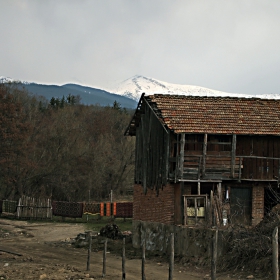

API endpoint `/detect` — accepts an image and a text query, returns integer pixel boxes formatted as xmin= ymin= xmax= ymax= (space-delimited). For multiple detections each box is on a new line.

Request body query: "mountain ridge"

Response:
xmin=0 ymin=76 xmax=137 ymax=109
xmin=2 ymin=75 xmax=280 ymax=109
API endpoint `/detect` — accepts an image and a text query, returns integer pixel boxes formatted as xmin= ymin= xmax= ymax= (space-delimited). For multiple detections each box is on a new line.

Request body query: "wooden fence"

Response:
xmin=17 ymin=195 xmax=52 ymax=219
xmin=1 ymin=197 xmax=132 ymax=220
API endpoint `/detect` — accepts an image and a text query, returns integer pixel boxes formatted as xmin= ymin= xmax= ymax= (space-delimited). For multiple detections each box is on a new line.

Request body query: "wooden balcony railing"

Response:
xmin=172 ymin=154 xmax=280 ymax=181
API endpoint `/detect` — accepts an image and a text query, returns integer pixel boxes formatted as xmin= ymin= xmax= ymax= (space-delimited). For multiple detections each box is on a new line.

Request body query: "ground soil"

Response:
xmin=0 ymin=218 xmax=264 ymax=280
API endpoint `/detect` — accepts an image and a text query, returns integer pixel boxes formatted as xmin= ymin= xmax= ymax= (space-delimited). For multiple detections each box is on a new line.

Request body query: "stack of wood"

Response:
xmin=220 ymin=206 xmax=280 ymax=276
xmin=210 ymin=191 xmax=224 ymax=227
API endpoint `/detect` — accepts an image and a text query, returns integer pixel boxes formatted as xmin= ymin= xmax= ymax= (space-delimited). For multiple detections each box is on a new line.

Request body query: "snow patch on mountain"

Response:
xmin=2 ymin=75 xmax=280 ymax=101
xmin=113 ymin=75 xmax=280 ymax=101
xmin=0 ymin=76 xmax=30 ymax=85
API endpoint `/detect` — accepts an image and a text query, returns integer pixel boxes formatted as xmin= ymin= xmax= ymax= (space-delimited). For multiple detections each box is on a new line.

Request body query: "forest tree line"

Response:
xmin=0 ymin=83 xmax=135 ymax=202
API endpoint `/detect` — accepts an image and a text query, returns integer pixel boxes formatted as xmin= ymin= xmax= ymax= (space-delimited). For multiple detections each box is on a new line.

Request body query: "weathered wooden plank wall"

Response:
xmin=236 ymin=135 xmax=280 ymax=180
xmin=181 ymin=134 xmax=280 ymax=181
xmin=134 ymin=101 xmax=169 ymax=192
xmin=17 ymin=195 xmax=52 ymax=219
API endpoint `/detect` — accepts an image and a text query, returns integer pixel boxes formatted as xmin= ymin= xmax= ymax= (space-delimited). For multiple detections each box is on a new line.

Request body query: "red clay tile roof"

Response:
xmin=145 ymin=94 xmax=280 ymax=135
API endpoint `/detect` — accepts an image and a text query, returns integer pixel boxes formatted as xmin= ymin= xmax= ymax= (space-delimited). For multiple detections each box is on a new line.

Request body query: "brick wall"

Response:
xmin=133 ymin=184 xmax=175 ymax=224
xmin=251 ymin=185 xmax=264 ymax=226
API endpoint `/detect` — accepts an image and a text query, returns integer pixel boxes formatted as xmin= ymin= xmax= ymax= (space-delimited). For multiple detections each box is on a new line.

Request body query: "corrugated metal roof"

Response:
xmin=144 ymin=94 xmax=280 ymax=135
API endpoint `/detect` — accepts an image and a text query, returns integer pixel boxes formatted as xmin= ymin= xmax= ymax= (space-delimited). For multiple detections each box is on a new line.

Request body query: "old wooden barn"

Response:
xmin=125 ymin=94 xmax=280 ymax=227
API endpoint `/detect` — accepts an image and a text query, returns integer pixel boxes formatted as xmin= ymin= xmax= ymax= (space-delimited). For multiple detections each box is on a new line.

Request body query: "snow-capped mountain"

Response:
xmin=2 ymin=75 xmax=280 ymax=104
xmin=113 ymin=75 xmax=280 ymax=101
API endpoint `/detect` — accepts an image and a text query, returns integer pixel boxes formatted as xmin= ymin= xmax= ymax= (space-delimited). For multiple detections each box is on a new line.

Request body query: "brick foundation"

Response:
xmin=133 ymin=184 xmax=175 ymax=224
xmin=133 ymin=183 xmax=265 ymax=226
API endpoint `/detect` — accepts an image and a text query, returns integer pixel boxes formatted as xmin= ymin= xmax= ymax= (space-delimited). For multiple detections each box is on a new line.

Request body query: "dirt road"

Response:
xmin=0 ymin=218 xmax=260 ymax=280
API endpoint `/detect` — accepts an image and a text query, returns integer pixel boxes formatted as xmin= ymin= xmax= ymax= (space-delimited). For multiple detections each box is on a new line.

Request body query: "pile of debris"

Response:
xmin=220 ymin=205 xmax=280 ymax=276
xmin=74 ymin=223 xmax=132 ymax=248
xmin=99 ymin=223 xmax=123 ymax=240
xmin=74 ymin=231 xmax=98 ymax=248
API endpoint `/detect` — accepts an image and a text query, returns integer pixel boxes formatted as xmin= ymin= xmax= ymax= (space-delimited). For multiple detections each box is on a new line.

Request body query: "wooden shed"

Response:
xmin=125 ymin=94 xmax=280 ymax=227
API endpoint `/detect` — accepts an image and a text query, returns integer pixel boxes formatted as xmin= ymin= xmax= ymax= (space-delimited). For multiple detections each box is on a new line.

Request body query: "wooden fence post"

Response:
xmin=210 ymin=190 xmax=214 ymax=226
xmin=17 ymin=198 xmax=21 ymax=218
xmin=211 ymin=229 xmax=218 ymax=280
xmin=142 ymin=232 xmax=146 ymax=280
xmin=102 ymin=238 xmax=107 ymax=277
xmin=86 ymin=231 xmax=92 ymax=271
xmin=168 ymin=233 xmax=174 ymax=280
xmin=273 ymin=227 xmax=279 ymax=280
xmin=122 ymin=237 xmax=126 ymax=280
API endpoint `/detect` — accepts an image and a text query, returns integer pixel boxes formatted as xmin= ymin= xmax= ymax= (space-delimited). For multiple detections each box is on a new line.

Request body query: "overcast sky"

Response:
xmin=1 ymin=0 xmax=280 ymax=94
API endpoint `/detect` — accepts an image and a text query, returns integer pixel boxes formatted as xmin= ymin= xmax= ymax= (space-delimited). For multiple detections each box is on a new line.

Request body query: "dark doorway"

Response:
xmin=230 ymin=187 xmax=252 ymax=225
xmin=191 ymin=182 xmax=213 ymax=195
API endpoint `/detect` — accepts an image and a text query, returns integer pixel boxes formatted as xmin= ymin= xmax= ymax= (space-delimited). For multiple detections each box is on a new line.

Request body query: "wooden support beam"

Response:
xmin=210 ymin=190 xmax=215 ymax=226
xmin=175 ymin=134 xmax=179 ymax=183
xmin=278 ymin=159 xmax=280 ymax=185
xmin=211 ymin=230 xmax=218 ymax=280
xmin=168 ymin=233 xmax=174 ymax=280
xmin=202 ymin=134 xmax=208 ymax=177
xmin=180 ymin=182 xmax=184 ymax=225
xmin=142 ymin=234 xmax=146 ymax=280
xmin=141 ymin=113 xmax=147 ymax=194
xmin=198 ymin=156 xmax=202 ymax=180
xmin=231 ymin=134 xmax=237 ymax=178
xmin=217 ymin=183 xmax=222 ymax=202
xmin=238 ymin=157 xmax=242 ymax=182
xmin=184 ymin=196 xmax=187 ymax=225
xmin=166 ymin=131 xmax=170 ymax=183
xmin=194 ymin=198 xmax=198 ymax=225
xmin=122 ymin=238 xmax=126 ymax=280
xmin=102 ymin=239 xmax=107 ymax=277
xmin=180 ymin=133 xmax=185 ymax=179
xmin=206 ymin=196 xmax=210 ymax=226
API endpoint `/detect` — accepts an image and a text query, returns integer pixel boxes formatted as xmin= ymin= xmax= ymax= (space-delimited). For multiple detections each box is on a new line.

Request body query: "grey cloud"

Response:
xmin=1 ymin=0 xmax=280 ymax=94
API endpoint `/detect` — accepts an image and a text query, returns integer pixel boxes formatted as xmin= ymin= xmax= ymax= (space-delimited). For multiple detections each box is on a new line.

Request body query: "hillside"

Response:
xmin=0 ymin=77 xmax=137 ymax=109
